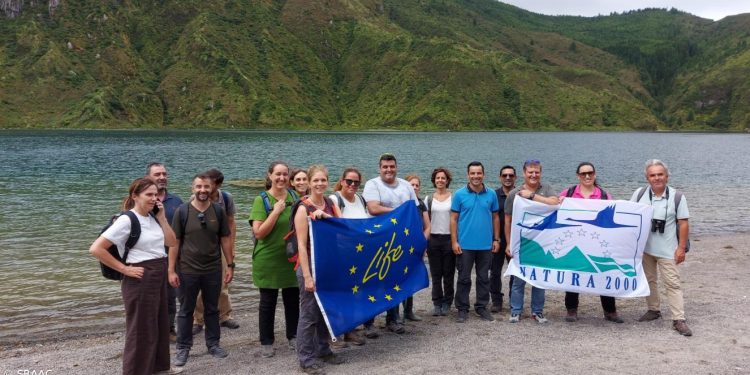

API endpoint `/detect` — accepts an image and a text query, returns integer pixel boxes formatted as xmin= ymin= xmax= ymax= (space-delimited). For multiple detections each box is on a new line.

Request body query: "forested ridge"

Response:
xmin=1 ymin=0 xmax=748 ymax=131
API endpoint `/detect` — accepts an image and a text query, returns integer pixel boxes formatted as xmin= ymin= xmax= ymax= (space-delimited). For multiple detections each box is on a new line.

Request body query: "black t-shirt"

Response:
xmin=172 ymin=203 xmax=230 ymax=274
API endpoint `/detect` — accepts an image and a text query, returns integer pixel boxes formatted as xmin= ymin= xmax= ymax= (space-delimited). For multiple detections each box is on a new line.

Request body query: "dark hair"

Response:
xmin=193 ymin=173 xmax=212 ymax=183
xmin=499 ymin=165 xmax=516 ymax=176
xmin=288 ymin=168 xmax=308 ymax=191
xmin=576 ymin=161 xmax=599 ymax=186
xmin=431 ymin=167 xmax=452 ymax=188
xmin=265 ymin=161 xmax=289 ymax=190
xmin=122 ymin=177 xmax=156 ymax=211
xmin=205 ymin=168 xmax=224 ymax=185
xmin=379 ymin=153 xmax=397 ymax=166
xmin=334 ymin=167 xmax=363 ymax=192
xmin=466 ymin=161 xmax=484 ymax=173
xmin=145 ymin=162 xmax=164 ymax=176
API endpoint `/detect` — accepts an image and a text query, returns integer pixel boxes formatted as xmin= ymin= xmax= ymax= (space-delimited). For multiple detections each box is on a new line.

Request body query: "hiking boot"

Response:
xmin=604 ymin=312 xmax=624 ymax=324
xmin=344 ymin=331 xmax=365 ymax=346
xmin=565 ymin=309 xmax=578 ymax=322
xmin=261 ymin=344 xmax=275 ymax=358
xmin=386 ymin=320 xmax=405 ymax=334
xmin=300 ymin=363 xmax=326 ymax=375
xmin=477 ymin=308 xmax=495 ymax=322
xmin=192 ymin=324 xmax=203 ymax=335
xmin=673 ymin=320 xmax=693 ymax=336
xmin=509 ymin=314 xmax=520 ymax=323
xmin=364 ymin=325 xmax=379 ymax=339
xmin=404 ymin=310 xmax=422 ymax=321
xmin=329 ymin=336 xmax=349 ymax=349
xmin=432 ymin=305 xmax=441 ymax=316
xmin=638 ymin=310 xmax=662 ymax=322
xmin=174 ymin=348 xmax=189 ymax=367
xmin=456 ymin=310 xmax=468 ymax=323
xmin=288 ymin=338 xmax=297 ymax=351
xmin=154 ymin=367 xmax=184 ymax=375
xmin=489 ymin=303 xmax=501 ymax=313
xmin=220 ymin=319 xmax=240 ymax=329
xmin=319 ymin=353 xmax=345 ymax=365
xmin=532 ymin=312 xmax=548 ymax=324
xmin=208 ymin=345 xmax=228 ymax=359
xmin=440 ymin=304 xmax=450 ymax=316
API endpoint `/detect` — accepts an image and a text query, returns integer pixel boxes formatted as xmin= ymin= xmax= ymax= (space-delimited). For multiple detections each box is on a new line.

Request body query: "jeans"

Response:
xmin=176 ymin=270 xmax=222 ymax=349
xmin=455 ymin=250 xmax=492 ymax=312
xmin=296 ymin=268 xmax=332 ymax=368
xmin=259 ymin=287 xmax=300 ymax=345
xmin=427 ymin=234 xmax=456 ymax=307
xmin=510 ymin=277 xmax=545 ymax=315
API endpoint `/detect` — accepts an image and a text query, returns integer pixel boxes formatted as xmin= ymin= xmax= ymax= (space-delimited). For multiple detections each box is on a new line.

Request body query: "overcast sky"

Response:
xmin=500 ymin=1 xmax=750 ymax=21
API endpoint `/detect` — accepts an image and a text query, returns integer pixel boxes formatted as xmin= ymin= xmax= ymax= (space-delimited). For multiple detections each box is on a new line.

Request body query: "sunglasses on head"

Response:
xmin=523 ymin=159 xmax=541 ymax=167
xmin=197 ymin=212 xmax=207 ymax=228
xmin=344 ymin=179 xmax=361 ymax=187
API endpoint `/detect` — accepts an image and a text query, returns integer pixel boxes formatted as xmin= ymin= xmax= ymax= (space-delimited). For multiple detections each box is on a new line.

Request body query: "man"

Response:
xmin=450 ymin=161 xmax=500 ymax=323
xmin=169 ymin=174 xmax=235 ymax=366
xmin=192 ymin=168 xmax=239 ymax=334
xmin=504 ymin=159 xmax=559 ymax=324
xmin=146 ymin=162 xmax=184 ymax=342
xmin=490 ymin=165 xmax=516 ymax=313
xmin=362 ymin=153 xmax=421 ymax=334
xmin=631 ymin=159 xmax=692 ymax=336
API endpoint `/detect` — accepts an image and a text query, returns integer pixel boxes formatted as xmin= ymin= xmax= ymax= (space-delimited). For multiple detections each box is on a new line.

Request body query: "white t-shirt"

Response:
xmin=102 ymin=210 xmax=167 ymax=264
xmin=330 ymin=193 xmax=370 ymax=219
xmin=426 ymin=194 xmax=452 ymax=235
xmin=362 ymin=177 xmax=418 ymax=209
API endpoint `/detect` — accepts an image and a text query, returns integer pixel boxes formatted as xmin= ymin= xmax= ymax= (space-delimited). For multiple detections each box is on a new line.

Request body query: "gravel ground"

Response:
xmin=2 ymin=233 xmax=748 ymax=375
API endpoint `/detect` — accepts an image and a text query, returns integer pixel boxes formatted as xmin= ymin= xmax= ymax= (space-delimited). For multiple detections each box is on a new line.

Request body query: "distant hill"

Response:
xmin=1 ymin=0 xmax=748 ymax=131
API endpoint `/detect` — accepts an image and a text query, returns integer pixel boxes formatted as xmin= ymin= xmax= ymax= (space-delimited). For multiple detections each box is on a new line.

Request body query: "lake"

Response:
xmin=0 ymin=130 xmax=747 ymax=343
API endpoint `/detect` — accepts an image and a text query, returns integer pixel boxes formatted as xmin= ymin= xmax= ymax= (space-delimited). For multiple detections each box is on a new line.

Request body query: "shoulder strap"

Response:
xmin=212 ymin=202 xmax=226 ymax=235
xmin=123 ymin=211 xmax=141 ymax=262
xmin=674 ymin=189 xmax=683 ymax=214
xmin=425 ymin=195 xmax=432 ymax=220
xmin=333 ymin=191 xmax=345 ymax=209
xmin=565 ymin=185 xmax=577 ymax=198
xmin=260 ymin=191 xmax=273 ymax=214
xmin=287 ymin=188 xmax=300 ymax=202
xmin=636 ymin=187 xmax=648 ymax=202
xmin=599 ymin=187 xmax=608 ymax=200
xmin=357 ymin=193 xmax=367 ymax=212
xmin=179 ymin=204 xmax=189 ymax=241
xmin=221 ymin=190 xmax=230 ymax=206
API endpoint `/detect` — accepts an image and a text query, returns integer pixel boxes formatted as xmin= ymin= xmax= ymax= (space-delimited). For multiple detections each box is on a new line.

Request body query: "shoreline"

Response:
xmin=2 ymin=232 xmax=749 ymax=374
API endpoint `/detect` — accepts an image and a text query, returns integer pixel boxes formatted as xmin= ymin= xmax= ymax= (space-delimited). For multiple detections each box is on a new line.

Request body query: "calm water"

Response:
xmin=0 ymin=130 xmax=747 ymax=343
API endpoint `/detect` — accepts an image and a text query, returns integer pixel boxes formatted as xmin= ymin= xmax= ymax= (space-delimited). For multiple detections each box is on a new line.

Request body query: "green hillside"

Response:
xmin=1 ymin=0 xmax=748 ymax=130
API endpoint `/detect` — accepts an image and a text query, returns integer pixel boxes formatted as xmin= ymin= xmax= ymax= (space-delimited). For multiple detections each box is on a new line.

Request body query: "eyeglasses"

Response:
xmin=197 ymin=212 xmax=207 ymax=228
xmin=501 ymin=173 xmax=515 ymax=178
xmin=344 ymin=179 xmax=361 ymax=187
xmin=578 ymin=171 xmax=595 ymax=177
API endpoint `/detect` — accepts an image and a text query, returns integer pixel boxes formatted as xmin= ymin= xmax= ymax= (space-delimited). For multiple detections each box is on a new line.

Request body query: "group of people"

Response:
xmin=89 ymin=155 xmax=692 ymax=375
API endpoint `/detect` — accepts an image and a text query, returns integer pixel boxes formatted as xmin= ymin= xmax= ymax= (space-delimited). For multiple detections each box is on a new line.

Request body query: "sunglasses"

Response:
xmin=523 ymin=159 xmax=541 ymax=167
xmin=344 ymin=179 xmax=361 ymax=187
xmin=501 ymin=173 xmax=515 ymax=178
xmin=578 ymin=171 xmax=595 ymax=177
xmin=197 ymin=212 xmax=207 ymax=228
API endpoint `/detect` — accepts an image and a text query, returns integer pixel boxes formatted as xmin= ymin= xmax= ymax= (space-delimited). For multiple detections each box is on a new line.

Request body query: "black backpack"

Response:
xmin=284 ymin=196 xmax=334 ymax=263
xmin=565 ymin=185 xmax=609 ymax=200
xmin=99 ymin=211 xmax=141 ymax=281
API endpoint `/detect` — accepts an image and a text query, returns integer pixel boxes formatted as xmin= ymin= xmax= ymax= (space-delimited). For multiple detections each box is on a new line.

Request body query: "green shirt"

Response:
xmin=250 ymin=192 xmax=297 ymax=289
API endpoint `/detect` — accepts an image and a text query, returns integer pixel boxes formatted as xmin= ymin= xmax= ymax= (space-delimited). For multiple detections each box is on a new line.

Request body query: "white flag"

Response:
xmin=505 ymin=197 xmax=654 ymax=297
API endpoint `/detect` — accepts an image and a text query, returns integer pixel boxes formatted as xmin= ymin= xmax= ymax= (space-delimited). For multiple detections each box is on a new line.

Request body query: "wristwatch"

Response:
xmin=227 ymin=262 xmax=236 ymax=269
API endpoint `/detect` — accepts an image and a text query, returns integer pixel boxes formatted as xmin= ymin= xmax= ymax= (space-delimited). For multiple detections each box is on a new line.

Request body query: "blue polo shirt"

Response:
xmin=451 ymin=184 xmax=499 ymax=250
xmin=163 ymin=191 xmax=184 ymax=223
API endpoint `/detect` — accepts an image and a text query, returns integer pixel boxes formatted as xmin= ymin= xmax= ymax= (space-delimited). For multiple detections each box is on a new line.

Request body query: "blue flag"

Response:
xmin=310 ymin=201 xmax=428 ymax=337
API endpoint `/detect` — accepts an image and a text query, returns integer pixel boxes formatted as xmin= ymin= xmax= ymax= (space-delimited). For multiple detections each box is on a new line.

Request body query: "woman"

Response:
xmin=250 ymin=161 xmax=300 ymax=358
xmin=423 ymin=168 xmax=455 ymax=316
xmin=295 ymin=165 xmax=344 ymax=373
xmin=402 ymin=174 xmax=431 ymax=322
xmin=89 ymin=178 xmax=180 ymax=375
xmin=290 ymin=168 xmax=310 ymax=196
xmin=559 ymin=162 xmax=623 ymax=324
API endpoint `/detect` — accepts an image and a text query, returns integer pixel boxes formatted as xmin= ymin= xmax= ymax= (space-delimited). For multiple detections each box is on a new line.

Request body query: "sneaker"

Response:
xmin=565 ymin=309 xmax=578 ymax=322
xmin=220 ymin=319 xmax=240 ymax=329
xmin=404 ymin=311 xmax=422 ymax=321
xmin=364 ymin=325 xmax=379 ymax=339
xmin=174 ymin=348 xmax=189 ymax=367
xmin=432 ymin=306 xmax=441 ymax=316
xmin=604 ymin=312 xmax=624 ymax=324
xmin=288 ymin=338 xmax=297 ymax=351
xmin=300 ymin=363 xmax=326 ymax=375
xmin=344 ymin=331 xmax=365 ymax=346
xmin=261 ymin=344 xmax=274 ymax=358
xmin=208 ymin=345 xmax=228 ymax=359
xmin=191 ymin=324 xmax=203 ymax=335
xmin=673 ymin=320 xmax=693 ymax=336
xmin=440 ymin=304 xmax=450 ymax=316
xmin=509 ymin=314 xmax=520 ymax=323
xmin=386 ymin=320 xmax=405 ymax=334
xmin=532 ymin=312 xmax=548 ymax=324
xmin=456 ymin=310 xmax=468 ymax=323
xmin=476 ymin=308 xmax=495 ymax=322
xmin=154 ymin=367 xmax=185 ymax=375
xmin=638 ymin=310 xmax=662 ymax=322
xmin=319 ymin=353 xmax=345 ymax=365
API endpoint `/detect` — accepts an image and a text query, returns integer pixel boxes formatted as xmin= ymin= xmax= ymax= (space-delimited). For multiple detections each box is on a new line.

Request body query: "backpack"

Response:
xmin=248 ymin=189 xmax=300 ymax=245
xmin=425 ymin=194 xmax=433 ymax=220
xmin=99 ymin=211 xmax=141 ymax=281
xmin=635 ymin=186 xmax=691 ymax=252
xmin=565 ymin=185 xmax=609 ymax=200
xmin=284 ymin=196 xmax=335 ymax=264
xmin=332 ymin=191 xmax=367 ymax=212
